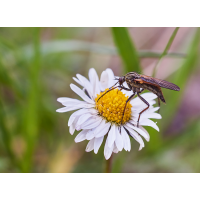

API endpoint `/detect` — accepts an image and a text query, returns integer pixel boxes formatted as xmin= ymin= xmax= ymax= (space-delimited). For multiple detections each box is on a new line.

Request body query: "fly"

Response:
xmin=97 ymin=72 xmax=180 ymax=127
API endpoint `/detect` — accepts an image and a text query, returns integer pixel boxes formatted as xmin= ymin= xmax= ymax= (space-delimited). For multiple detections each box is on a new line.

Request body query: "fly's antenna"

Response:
xmin=97 ymin=77 xmax=120 ymax=102
xmin=108 ymin=78 xmax=119 ymax=89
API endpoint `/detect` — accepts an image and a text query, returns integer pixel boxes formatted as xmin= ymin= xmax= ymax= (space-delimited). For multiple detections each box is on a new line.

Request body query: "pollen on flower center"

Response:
xmin=95 ymin=88 xmax=132 ymax=125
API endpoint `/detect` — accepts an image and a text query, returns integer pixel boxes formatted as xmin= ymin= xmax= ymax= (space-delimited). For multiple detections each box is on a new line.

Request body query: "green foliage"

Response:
xmin=0 ymin=27 xmax=199 ymax=173
xmin=112 ymin=27 xmax=141 ymax=72
xmin=161 ymin=28 xmax=200 ymax=131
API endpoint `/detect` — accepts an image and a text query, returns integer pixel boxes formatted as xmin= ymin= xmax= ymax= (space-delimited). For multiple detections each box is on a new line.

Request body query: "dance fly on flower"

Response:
xmin=97 ymin=72 xmax=180 ymax=127
xmin=56 ymin=68 xmax=163 ymax=160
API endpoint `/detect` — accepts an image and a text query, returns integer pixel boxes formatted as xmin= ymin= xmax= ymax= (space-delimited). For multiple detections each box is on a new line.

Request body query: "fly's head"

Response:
xmin=114 ymin=76 xmax=125 ymax=86
xmin=118 ymin=76 xmax=125 ymax=86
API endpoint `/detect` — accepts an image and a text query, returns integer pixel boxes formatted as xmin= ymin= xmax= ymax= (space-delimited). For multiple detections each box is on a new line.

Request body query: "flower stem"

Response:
xmin=105 ymin=154 xmax=113 ymax=173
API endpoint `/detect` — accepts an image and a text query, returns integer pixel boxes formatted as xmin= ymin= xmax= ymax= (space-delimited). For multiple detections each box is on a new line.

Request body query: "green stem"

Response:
xmin=105 ymin=154 xmax=113 ymax=173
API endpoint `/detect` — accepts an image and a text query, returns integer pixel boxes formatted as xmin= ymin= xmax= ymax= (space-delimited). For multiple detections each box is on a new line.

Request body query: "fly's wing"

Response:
xmin=140 ymin=75 xmax=180 ymax=91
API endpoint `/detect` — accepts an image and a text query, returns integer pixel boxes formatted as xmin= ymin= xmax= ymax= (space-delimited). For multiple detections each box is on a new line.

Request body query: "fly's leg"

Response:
xmin=157 ymin=97 xmax=160 ymax=113
xmin=117 ymin=85 xmax=132 ymax=94
xmin=97 ymin=86 xmax=118 ymax=102
xmin=121 ymin=92 xmax=135 ymax=125
xmin=118 ymin=86 xmax=131 ymax=91
xmin=98 ymin=85 xmax=131 ymax=101
xmin=137 ymin=93 xmax=150 ymax=127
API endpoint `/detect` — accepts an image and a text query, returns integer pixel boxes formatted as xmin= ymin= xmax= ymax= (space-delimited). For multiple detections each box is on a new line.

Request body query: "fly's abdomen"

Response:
xmin=144 ymin=84 xmax=166 ymax=103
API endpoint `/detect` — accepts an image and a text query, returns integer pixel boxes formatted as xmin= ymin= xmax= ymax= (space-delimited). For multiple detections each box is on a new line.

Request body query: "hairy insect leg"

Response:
xmin=137 ymin=93 xmax=150 ymax=128
xmin=157 ymin=97 xmax=160 ymax=113
xmin=118 ymin=86 xmax=132 ymax=91
xmin=121 ymin=92 xmax=135 ymax=125
xmin=117 ymin=85 xmax=131 ymax=94
xmin=97 ymin=86 xmax=118 ymax=102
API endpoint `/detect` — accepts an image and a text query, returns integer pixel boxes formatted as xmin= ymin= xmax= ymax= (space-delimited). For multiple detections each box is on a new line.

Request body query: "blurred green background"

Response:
xmin=0 ymin=27 xmax=200 ymax=173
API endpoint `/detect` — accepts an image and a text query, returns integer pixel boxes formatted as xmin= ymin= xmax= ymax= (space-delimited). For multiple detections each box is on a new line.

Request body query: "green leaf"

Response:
xmin=111 ymin=27 xmax=141 ymax=72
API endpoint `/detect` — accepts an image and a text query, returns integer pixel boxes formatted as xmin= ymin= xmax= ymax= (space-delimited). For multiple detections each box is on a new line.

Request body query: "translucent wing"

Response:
xmin=140 ymin=75 xmax=180 ymax=91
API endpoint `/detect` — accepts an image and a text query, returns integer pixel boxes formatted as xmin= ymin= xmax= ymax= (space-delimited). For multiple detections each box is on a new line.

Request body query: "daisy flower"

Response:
xmin=56 ymin=68 xmax=161 ymax=160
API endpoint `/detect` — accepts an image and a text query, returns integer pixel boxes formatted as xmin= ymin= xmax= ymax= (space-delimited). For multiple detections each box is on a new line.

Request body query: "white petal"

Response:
xmin=70 ymin=125 xmax=76 ymax=135
xmin=75 ymin=125 xmax=81 ymax=131
xmin=74 ymin=130 xmax=88 ymax=143
xmin=70 ymin=84 xmax=94 ymax=104
xmin=126 ymin=123 xmax=150 ymax=141
xmin=94 ymin=136 xmax=104 ymax=154
xmin=68 ymin=115 xmax=76 ymax=127
xmin=76 ymin=74 xmax=94 ymax=99
xmin=73 ymin=77 xmax=83 ymax=86
xmin=121 ymin=127 xmax=131 ymax=151
xmin=93 ymin=120 xmax=105 ymax=135
xmin=68 ymin=108 xmax=97 ymax=126
xmin=56 ymin=107 xmax=80 ymax=113
xmin=88 ymin=68 xmax=100 ymax=97
xmin=139 ymin=126 xmax=150 ymax=141
xmin=95 ymin=121 xmax=111 ymax=138
xmin=81 ymin=116 xmax=102 ymax=129
xmin=115 ymin=128 xmax=123 ymax=151
xmin=77 ymin=113 xmax=93 ymax=126
xmin=61 ymin=100 xmax=87 ymax=107
xmin=106 ymin=68 xmax=116 ymax=87
xmin=86 ymin=129 xmax=95 ymax=140
xmin=57 ymin=97 xmax=80 ymax=104
xmin=85 ymin=138 xmax=95 ymax=152
xmin=139 ymin=118 xmax=159 ymax=131
xmin=141 ymin=93 xmax=158 ymax=100
xmin=131 ymin=93 xmax=157 ymax=106
xmin=113 ymin=143 xmax=119 ymax=153
xmin=107 ymin=124 xmax=116 ymax=148
xmin=122 ymin=90 xmax=133 ymax=97
xmin=124 ymin=125 xmax=145 ymax=151
xmin=140 ymin=113 xmax=162 ymax=120
xmin=81 ymin=104 xmax=96 ymax=109
xmin=75 ymin=102 xmax=94 ymax=109
xmin=100 ymin=70 xmax=109 ymax=91
xmin=148 ymin=107 xmax=160 ymax=113
xmin=104 ymin=138 xmax=114 ymax=160
xmin=69 ymin=116 xmax=80 ymax=135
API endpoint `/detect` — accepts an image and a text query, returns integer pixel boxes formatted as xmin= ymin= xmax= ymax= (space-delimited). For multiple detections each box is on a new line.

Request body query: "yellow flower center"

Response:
xmin=95 ymin=88 xmax=132 ymax=125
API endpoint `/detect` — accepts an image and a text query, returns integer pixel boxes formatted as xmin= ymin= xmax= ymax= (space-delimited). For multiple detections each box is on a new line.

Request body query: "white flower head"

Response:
xmin=56 ymin=68 xmax=161 ymax=160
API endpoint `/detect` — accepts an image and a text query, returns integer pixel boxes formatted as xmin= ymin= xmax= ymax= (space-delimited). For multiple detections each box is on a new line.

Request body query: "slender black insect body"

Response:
xmin=97 ymin=72 xmax=180 ymax=127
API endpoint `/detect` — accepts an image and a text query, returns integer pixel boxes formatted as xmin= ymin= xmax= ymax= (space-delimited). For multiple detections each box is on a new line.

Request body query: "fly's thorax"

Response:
xmin=125 ymin=72 xmax=141 ymax=88
xmin=125 ymin=72 xmax=140 ymax=82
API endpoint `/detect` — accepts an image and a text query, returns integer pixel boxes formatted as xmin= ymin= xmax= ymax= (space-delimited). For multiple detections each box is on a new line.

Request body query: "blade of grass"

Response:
xmin=0 ymin=90 xmax=22 ymax=171
xmin=141 ymin=28 xmax=199 ymax=154
xmin=0 ymin=97 xmax=14 ymax=161
xmin=111 ymin=27 xmax=141 ymax=72
xmin=152 ymin=27 xmax=180 ymax=77
xmin=138 ymin=51 xmax=186 ymax=58
xmin=161 ymin=28 xmax=200 ymax=131
xmin=22 ymin=28 xmax=41 ymax=172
